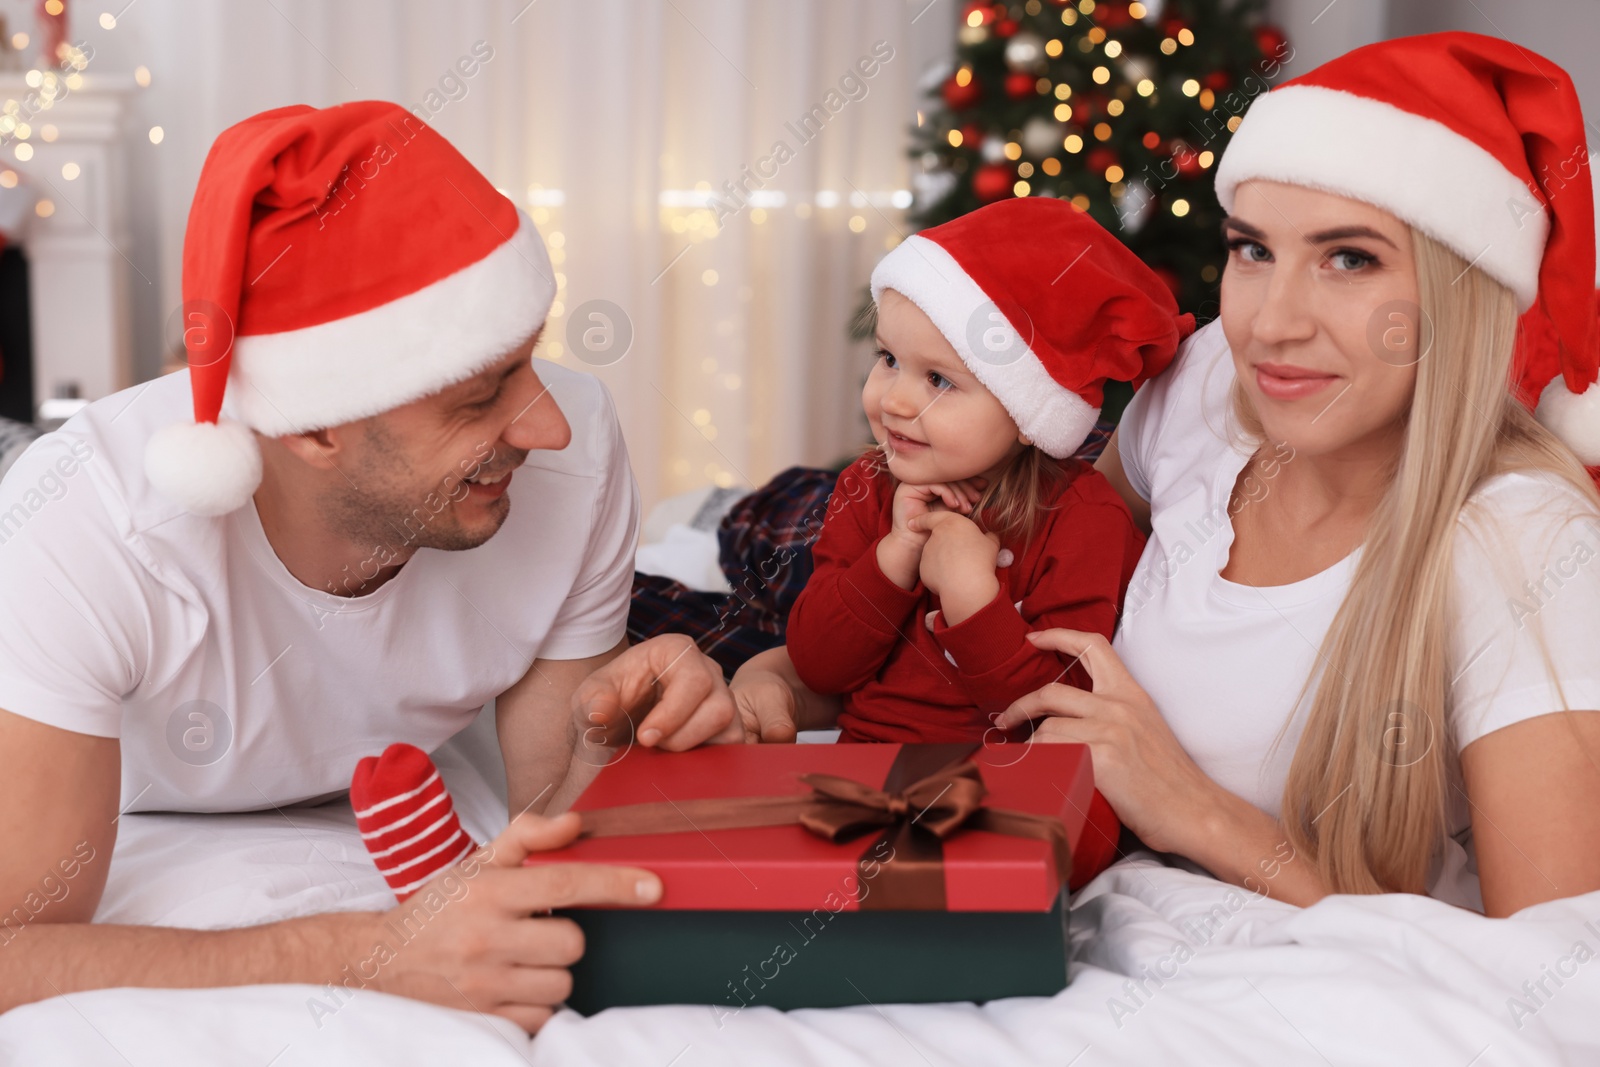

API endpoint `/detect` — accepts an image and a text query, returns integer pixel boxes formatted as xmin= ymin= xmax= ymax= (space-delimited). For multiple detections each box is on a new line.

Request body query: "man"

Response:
xmin=0 ymin=101 xmax=769 ymax=1034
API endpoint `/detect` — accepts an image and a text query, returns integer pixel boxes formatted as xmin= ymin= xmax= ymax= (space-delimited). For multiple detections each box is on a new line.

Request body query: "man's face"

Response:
xmin=321 ymin=331 xmax=572 ymax=552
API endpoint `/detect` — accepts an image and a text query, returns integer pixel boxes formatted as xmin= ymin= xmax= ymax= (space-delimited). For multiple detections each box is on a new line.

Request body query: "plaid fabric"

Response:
xmin=628 ymin=420 xmax=1118 ymax=679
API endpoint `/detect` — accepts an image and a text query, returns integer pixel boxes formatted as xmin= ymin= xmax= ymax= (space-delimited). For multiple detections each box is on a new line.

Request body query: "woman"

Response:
xmin=733 ymin=32 xmax=1600 ymax=918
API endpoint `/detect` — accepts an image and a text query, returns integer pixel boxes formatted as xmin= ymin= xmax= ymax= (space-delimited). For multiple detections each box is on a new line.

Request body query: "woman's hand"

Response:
xmin=910 ymin=510 xmax=1001 ymax=625
xmin=994 ymin=628 xmax=1219 ymax=855
xmin=878 ymin=477 xmax=987 ymax=590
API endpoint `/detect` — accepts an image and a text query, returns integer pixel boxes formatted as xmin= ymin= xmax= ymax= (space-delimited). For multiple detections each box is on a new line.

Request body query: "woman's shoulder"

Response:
xmin=1448 ymin=468 xmax=1600 ymax=751
xmin=1456 ymin=469 xmax=1599 ymax=554
xmin=1143 ymin=316 xmax=1237 ymax=413
xmin=1117 ymin=318 xmax=1246 ymax=504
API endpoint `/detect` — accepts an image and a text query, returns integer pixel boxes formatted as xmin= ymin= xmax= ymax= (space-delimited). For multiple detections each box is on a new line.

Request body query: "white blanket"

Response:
xmin=5 ymin=722 xmax=1596 ymax=1066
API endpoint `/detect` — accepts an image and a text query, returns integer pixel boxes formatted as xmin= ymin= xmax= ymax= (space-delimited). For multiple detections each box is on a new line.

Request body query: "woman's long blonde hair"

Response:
xmin=1233 ymin=230 xmax=1600 ymax=894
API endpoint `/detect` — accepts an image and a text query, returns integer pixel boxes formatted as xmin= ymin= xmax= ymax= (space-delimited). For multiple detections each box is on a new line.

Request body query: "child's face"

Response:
xmin=864 ymin=288 xmax=1026 ymax=484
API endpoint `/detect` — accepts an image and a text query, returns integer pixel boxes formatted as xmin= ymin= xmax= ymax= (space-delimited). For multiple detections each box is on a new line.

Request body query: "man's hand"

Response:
xmin=366 ymin=810 xmax=662 ymax=1034
xmin=570 ymin=633 xmax=741 ymax=752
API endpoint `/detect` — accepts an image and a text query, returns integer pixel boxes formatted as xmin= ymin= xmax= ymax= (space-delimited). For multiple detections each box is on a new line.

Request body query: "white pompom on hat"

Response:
xmin=1215 ymin=31 xmax=1600 ymax=467
xmin=147 ymin=101 xmax=555 ymax=515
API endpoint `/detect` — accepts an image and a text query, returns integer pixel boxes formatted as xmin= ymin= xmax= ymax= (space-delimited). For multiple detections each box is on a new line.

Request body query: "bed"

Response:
xmin=2 ymin=701 xmax=1594 ymax=1067
xmin=5 ymin=506 xmax=1596 ymax=1066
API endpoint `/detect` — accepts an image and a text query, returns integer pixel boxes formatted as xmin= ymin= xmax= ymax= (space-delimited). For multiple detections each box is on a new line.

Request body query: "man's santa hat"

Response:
xmin=869 ymin=197 xmax=1193 ymax=458
xmin=1215 ymin=31 xmax=1600 ymax=466
xmin=146 ymin=101 xmax=554 ymax=515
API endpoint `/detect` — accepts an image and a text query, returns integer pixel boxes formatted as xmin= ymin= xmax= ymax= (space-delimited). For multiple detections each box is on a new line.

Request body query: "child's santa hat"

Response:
xmin=1215 ymin=31 xmax=1600 ymax=467
xmin=145 ymin=101 xmax=554 ymax=515
xmin=870 ymin=197 xmax=1193 ymax=459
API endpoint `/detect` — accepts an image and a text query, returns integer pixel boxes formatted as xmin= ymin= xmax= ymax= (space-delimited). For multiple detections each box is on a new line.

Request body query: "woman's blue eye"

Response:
xmin=1329 ymin=249 xmax=1375 ymax=271
xmin=1226 ymin=237 xmax=1270 ymax=263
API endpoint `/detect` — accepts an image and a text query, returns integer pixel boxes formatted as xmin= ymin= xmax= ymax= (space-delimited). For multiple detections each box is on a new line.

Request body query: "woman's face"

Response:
xmin=1220 ymin=180 xmax=1423 ymax=459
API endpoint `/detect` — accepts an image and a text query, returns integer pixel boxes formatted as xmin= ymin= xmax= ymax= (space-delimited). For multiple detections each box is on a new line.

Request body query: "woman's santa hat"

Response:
xmin=870 ymin=197 xmax=1194 ymax=458
xmin=1215 ymin=31 xmax=1600 ymax=466
xmin=145 ymin=101 xmax=554 ymax=515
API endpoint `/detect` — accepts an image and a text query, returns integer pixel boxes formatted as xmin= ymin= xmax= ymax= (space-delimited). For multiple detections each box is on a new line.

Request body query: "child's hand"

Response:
xmin=889 ymin=477 xmax=987 ymax=540
xmin=911 ymin=510 xmax=1002 ymax=624
xmin=727 ymin=667 xmax=801 ymax=744
xmin=879 ymin=477 xmax=987 ymax=590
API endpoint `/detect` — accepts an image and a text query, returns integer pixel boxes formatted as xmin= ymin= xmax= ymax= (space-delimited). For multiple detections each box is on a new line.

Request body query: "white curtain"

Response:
xmin=53 ymin=0 xmax=957 ymax=509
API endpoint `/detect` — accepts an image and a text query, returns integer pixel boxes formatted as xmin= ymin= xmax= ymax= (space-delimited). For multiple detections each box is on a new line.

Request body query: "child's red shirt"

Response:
xmin=787 ymin=452 xmax=1146 ymax=743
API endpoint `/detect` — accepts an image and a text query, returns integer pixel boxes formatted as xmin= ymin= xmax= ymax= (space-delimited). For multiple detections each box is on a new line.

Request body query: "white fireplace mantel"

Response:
xmin=0 ymin=73 xmax=136 ymax=418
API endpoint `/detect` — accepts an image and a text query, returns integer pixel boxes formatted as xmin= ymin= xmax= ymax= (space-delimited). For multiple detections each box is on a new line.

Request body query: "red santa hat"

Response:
xmin=1215 ymin=31 xmax=1600 ymax=466
xmin=869 ymin=197 xmax=1193 ymax=458
xmin=145 ymin=101 xmax=554 ymax=515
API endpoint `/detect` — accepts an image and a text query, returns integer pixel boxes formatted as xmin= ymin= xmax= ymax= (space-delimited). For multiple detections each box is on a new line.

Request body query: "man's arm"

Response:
xmin=0 ymin=710 xmax=119 ymax=927
xmin=494 ymin=640 xmax=630 ymax=819
xmin=0 ymin=708 xmax=665 ymax=1031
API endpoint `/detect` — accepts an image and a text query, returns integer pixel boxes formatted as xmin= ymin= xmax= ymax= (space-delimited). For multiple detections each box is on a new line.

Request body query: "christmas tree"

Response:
xmin=898 ymin=0 xmax=1291 ymax=416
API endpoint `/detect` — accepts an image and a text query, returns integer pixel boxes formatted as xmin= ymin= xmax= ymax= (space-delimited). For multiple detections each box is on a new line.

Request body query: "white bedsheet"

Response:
xmin=4 ymin=720 xmax=1596 ymax=1066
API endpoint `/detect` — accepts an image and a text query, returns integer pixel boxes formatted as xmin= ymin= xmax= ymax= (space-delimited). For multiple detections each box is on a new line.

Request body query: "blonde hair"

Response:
xmin=1232 ymin=230 xmax=1600 ymax=894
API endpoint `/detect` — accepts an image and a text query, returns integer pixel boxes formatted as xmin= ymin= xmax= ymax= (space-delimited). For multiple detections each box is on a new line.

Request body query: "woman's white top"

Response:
xmin=1114 ymin=319 xmax=1600 ymax=910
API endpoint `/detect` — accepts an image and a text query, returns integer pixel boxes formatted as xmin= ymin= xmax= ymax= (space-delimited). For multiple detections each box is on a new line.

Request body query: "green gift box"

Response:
xmin=525 ymin=741 xmax=1095 ymax=1012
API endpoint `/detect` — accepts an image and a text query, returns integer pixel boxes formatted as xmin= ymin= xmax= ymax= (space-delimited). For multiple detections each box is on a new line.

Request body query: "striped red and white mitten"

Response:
xmin=350 ymin=743 xmax=479 ymax=901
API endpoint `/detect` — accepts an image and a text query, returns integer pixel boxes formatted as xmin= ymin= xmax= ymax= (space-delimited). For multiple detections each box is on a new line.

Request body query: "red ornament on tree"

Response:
xmin=1161 ymin=16 xmax=1187 ymax=38
xmin=1170 ymin=142 xmax=1202 ymax=179
xmin=960 ymin=122 xmax=984 ymax=147
xmin=962 ymin=2 xmax=997 ymax=26
xmin=1005 ymin=71 xmax=1039 ymax=100
xmin=1254 ymin=24 xmax=1289 ymax=62
xmin=972 ymin=162 xmax=1016 ymax=202
xmin=1086 ymin=147 xmax=1120 ymax=176
xmin=1097 ymin=1 xmax=1133 ymax=29
xmin=943 ymin=73 xmax=983 ymax=110
xmin=1203 ymin=70 xmax=1232 ymax=93
xmin=1072 ymin=93 xmax=1106 ymax=125
xmin=995 ymin=18 xmax=1018 ymax=37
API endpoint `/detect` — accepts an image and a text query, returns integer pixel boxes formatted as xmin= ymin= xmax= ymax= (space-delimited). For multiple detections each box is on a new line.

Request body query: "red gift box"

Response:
xmin=524 ymin=741 xmax=1101 ymax=911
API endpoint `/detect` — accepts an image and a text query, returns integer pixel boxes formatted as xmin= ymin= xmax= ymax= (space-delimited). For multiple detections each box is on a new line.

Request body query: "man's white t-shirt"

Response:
xmin=1114 ymin=319 xmax=1600 ymax=910
xmin=0 ymin=360 xmax=639 ymax=815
